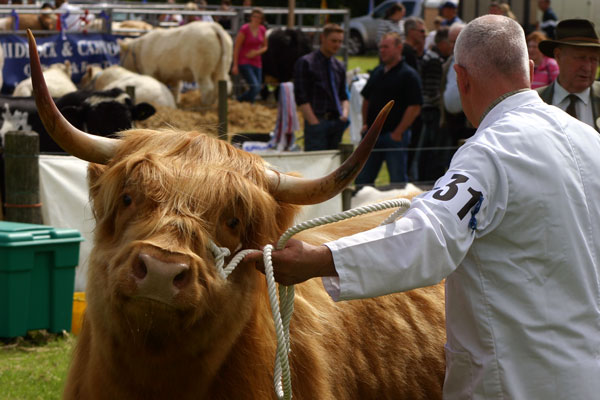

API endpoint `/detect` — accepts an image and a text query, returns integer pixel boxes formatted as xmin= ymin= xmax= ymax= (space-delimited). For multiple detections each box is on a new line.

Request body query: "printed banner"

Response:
xmin=0 ymin=33 xmax=122 ymax=94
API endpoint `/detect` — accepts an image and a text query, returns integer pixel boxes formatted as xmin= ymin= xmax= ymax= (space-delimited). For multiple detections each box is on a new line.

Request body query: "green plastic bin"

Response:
xmin=0 ymin=221 xmax=83 ymax=338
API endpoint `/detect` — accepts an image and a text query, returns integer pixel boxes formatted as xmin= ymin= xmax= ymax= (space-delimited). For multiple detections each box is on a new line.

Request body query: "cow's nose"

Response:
xmin=134 ymin=253 xmax=191 ymax=304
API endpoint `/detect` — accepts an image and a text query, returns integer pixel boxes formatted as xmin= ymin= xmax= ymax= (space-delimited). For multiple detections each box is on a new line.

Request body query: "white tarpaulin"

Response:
xmin=39 ymin=151 xmax=342 ymax=291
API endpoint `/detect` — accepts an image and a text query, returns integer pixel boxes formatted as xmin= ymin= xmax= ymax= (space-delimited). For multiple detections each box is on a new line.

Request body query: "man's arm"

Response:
xmin=361 ymin=97 xmax=369 ymax=133
xmin=294 ymin=57 xmax=319 ymax=125
xmin=444 ymin=62 xmax=463 ymax=114
xmin=243 ymin=239 xmax=337 ymax=286
xmin=299 ymin=103 xmax=319 ymax=125
xmin=391 ymin=105 xmax=421 ymax=141
xmin=340 ymin=99 xmax=349 ymax=122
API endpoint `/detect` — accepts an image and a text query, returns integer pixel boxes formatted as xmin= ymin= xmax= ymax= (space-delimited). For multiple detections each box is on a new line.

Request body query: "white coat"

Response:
xmin=324 ymin=91 xmax=600 ymax=399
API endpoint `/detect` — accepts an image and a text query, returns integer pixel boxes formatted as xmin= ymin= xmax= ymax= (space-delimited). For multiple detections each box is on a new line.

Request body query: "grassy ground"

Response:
xmin=346 ymin=53 xmax=379 ymax=74
xmin=0 ymin=333 xmax=74 ymax=400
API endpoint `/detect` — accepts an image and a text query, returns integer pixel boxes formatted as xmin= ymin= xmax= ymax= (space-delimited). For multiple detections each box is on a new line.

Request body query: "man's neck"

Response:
xmin=383 ymin=58 xmax=401 ymax=72
xmin=319 ymin=49 xmax=333 ymax=58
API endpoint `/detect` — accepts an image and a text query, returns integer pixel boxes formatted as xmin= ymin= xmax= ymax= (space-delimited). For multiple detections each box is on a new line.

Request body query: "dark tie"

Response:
xmin=328 ymin=59 xmax=343 ymax=116
xmin=566 ymin=94 xmax=578 ymax=119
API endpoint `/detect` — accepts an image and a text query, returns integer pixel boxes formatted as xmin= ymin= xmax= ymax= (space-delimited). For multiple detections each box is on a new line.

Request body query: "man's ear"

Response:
xmin=454 ymin=63 xmax=469 ymax=95
xmin=529 ymin=59 xmax=535 ymax=87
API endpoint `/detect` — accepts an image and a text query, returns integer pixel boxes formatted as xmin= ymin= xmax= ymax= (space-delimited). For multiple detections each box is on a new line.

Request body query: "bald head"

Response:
xmin=455 ymin=15 xmax=529 ymax=83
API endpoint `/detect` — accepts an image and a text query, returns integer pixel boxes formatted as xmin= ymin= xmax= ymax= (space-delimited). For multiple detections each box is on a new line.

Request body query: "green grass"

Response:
xmin=0 ymin=334 xmax=74 ymax=400
xmin=346 ymin=54 xmax=380 ymax=75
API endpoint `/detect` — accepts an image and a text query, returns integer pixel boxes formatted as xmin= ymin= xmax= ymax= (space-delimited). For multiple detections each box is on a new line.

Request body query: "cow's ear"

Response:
xmin=132 ymin=103 xmax=156 ymax=121
xmin=88 ymin=163 xmax=107 ymax=188
xmin=60 ymin=105 xmax=86 ymax=130
xmin=88 ymin=163 xmax=108 ymax=219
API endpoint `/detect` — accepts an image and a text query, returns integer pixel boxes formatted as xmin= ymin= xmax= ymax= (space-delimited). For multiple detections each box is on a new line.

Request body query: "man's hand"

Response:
xmin=391 ymin=130 xmax=404 ymax=142
xmin=243 ymin=239 xmax=337 ymax=286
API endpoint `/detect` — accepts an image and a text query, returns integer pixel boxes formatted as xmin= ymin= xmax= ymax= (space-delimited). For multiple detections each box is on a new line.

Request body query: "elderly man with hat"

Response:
xmin=537 ymin=19 xmax=600 ymax=132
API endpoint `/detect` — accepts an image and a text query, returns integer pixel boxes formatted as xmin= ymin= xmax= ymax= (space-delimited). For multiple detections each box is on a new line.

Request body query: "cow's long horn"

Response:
xmin=268 ymin=101 xmax=393 ymax=205
xmin=27 ymin=30 xmax=118 ymax=164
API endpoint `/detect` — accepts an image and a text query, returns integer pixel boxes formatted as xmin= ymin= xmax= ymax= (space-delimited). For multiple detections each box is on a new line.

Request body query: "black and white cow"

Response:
xmin=0 ymin=88 xmax=155 ymax=210
xmin=0 ymin=88 xmax=155 ymax=153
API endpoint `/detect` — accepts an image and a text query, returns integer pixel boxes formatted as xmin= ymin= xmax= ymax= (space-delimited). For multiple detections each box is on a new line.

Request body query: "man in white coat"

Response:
xmin=246 ymin=15 xmax=600 ymax=399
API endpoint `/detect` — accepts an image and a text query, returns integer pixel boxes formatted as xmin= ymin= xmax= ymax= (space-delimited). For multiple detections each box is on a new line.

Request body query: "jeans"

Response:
xmin=238 ymin=64 xmax=262 ymax=103
xmin=355 ymin=129 xmax=412 ymax=186
xmin=303 ymin=119 xmax=347 ymax=151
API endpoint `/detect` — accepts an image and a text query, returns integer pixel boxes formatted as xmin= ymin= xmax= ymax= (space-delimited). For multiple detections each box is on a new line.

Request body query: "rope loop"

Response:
xmin=208 ymin=197 xmax=412 ymax=400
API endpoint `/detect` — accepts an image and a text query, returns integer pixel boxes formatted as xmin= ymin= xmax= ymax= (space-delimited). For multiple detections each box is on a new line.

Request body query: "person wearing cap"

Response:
xmin=245 ymin=14 xmax=600 ymax=399
xmin=536 ymin=19 xmax=600 ymax=132
xmin=439 ymin=1 xmax=462 ymax=27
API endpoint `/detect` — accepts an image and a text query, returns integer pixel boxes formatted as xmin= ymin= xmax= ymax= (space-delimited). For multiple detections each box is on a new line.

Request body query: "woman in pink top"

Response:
xmin=232 ymin=8 xmax=268 ymax=103
xmin=527 ymin=31 xmax=559 ymax=89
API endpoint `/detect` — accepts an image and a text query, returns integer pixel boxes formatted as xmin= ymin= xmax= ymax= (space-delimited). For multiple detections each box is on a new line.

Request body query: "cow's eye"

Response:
xmin=226 ymin=217 xmax=239 ymax=229
xmin=122 ymin=194 xmax=133 ymax=207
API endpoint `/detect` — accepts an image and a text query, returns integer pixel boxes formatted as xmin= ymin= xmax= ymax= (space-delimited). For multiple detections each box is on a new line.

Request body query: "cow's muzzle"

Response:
xmin=132 ymin=252 xmax=191 ymax=306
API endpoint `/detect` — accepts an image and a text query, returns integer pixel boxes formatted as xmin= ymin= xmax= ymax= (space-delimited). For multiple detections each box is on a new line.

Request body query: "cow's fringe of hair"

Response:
xmin=88 ymin=129 xmax=299 ymax=248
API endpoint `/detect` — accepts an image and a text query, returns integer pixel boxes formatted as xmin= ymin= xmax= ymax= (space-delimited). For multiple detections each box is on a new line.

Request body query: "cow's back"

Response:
xmin=135 ymin=22 xmax=223 ymax=84
xmin=293 ymin=206 xmax=446 ymax=398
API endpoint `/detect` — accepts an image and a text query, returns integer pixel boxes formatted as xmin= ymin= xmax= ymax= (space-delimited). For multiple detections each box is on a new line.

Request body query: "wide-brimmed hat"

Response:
xmin=539 ymin=19 xmax=600 ymax=58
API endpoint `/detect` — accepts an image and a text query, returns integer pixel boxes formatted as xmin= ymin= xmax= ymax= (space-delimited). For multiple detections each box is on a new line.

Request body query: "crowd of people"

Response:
xmin=19 ymin=1 xmax=596 ymax=188
xmin=291 ymin=0 xmax=595 ymax=191
xmin=222 ymin=0 xmax=597 ymax=191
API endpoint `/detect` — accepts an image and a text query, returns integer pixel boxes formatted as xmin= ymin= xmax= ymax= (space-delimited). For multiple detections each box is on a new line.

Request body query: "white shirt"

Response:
xmin=58 ymin=3 xmax=94 ymax=32
xmin=552 ymin=79 xmax=595 ymax=129
xmin=324 ymin=91 xmax=600 ymax=399
xmin=424 ymin=29 xmax=436 ymax=51
xmin=443 ymin=56 xmax=462 ymax=114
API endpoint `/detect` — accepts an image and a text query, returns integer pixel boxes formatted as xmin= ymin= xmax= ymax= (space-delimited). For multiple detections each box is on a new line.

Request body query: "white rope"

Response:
xmin=209 ymin=198 xmax=412 ymax=400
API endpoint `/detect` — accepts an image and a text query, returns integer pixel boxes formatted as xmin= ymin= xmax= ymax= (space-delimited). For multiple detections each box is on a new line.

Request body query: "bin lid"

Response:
xmin=0 ymin=221 xmax=83 ymax=246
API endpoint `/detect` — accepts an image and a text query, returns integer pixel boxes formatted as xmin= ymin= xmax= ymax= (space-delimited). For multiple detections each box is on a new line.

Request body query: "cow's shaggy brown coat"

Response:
xmin=63 ymin=129 xmax=446 ymax=400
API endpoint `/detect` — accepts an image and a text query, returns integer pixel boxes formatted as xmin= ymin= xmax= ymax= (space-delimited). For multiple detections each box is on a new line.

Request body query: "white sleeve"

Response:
xmin=443 ymin=61 xmax=463 ymax=114
xmin=324 ymin=142 xmax=508 ymax=301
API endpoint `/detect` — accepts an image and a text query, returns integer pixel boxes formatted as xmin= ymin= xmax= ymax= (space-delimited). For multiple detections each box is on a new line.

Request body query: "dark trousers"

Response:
xmin=412 ymin=107 xmax=447 ymax=183
xmin=355 ymin=130 xmax=412 ymax=186
xmin=303 ymin=118 xmax=347 ymax=151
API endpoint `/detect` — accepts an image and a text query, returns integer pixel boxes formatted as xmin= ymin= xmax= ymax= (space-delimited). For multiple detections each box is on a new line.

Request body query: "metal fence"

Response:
xmin=0 ymin=3 xmax=350 ymax=65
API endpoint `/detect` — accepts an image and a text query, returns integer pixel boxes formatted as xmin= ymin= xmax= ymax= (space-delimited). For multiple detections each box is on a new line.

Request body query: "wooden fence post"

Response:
xmin=4 ymin=130 xmax=43 ymax=224
xmin=338 ymin=143 xmax=354 ymax=211
xmin=218 ymin=80 xmax=228 ymax=141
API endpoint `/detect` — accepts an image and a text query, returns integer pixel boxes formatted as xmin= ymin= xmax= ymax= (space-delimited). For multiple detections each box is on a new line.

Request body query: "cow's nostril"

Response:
xmin=133 ymin=259 xmax=147 ymax=280
xmin=173 ymin=270 xmax=190 ymax=289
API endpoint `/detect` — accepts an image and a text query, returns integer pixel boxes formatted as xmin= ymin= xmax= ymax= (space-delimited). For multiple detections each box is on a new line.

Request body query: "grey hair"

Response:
xmin=454 ymin=15 xmax=529 ymax=80
xmin=404 ymin=16 xmax=425 ymax=33
xmin=449 ymin=22 xmax=466 ymax=37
